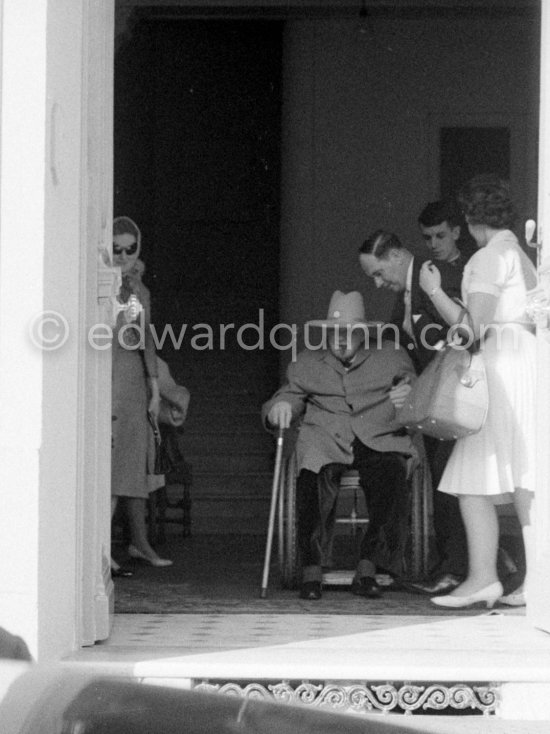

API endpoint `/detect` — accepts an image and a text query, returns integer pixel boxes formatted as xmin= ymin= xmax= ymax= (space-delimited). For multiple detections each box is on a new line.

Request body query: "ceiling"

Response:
xmin=116 ymin=0 xmax=539 ymax=21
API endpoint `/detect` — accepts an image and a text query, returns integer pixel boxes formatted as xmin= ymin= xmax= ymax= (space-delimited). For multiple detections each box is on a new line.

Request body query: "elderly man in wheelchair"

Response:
xmin=262 ymin=291 xmax=417 ymax=601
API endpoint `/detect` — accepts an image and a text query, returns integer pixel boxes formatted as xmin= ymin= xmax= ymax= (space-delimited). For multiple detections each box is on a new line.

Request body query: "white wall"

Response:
xmin=0 ymin=0 xmax=85 ymax=660
xmin=280 ymin=14 xmax=540 ymax=330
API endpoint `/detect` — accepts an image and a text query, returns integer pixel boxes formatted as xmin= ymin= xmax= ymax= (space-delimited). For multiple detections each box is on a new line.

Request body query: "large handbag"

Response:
xmin=157 ymin=357 xmax=190 ymax=428
xmin=147 ymin=411 xmax=174 ymax=475
xmin=395 ymin=317 xmax=488 ymax=440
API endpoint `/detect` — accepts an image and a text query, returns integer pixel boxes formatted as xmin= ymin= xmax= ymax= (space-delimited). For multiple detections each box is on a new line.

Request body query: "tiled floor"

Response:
xmin=67 ymin=610 xmax=550 ymax=683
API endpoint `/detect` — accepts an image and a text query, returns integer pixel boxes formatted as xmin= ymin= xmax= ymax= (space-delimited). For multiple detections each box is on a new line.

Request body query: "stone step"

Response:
xmin=66 ymin=614 xmax=550 ymax=724
xmin=184 ymin=408 xmax=269 ymax=430
xmin=184 ymin=389 xmax=271 ymax=409
xmin=187 ymin=399 xmax=266 ymax=415
xmin=182 ymin=374 xmax=269 ymax=389
xmin=182 ymin=430 xmax=273 ymax=454
xmin=183 ymin=385 xmax=275 ymax=406
xmin=156 ymin=331 xmax=282 ymax=537
xmin=161 ymin=347 xmax=279 ymax=372
xmin=184 ymin=403 xmax=270 ymax=428
xmin=186 ymin=363 xmax=274 ymax=375
xmin=190 ymin=499 xmax=271 ymax=535
xmin=189 ymin=471 xmax=272 ymax=498
xmin=176 ymin=348 xmax=279 ymax=368
xmin=161 ymin=371 xmax=278 ymax=400
xmin=170 ymin=472 xmax=272 ymax=534
xmin=185 ymin=451 xmax=273 ymax=474
xmin=184 ymin=411 xmax=267 ymax=433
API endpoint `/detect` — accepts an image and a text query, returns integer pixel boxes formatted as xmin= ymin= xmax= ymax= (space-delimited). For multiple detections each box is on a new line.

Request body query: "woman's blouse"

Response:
xmin=115 ymin=268 xmax=158 ymax=379
xmin=461 ymin=229 xmax=536 ymax=324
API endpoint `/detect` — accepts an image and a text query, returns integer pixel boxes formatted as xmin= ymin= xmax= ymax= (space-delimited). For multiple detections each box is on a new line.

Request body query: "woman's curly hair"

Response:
xmin=458 ymin=174 xmax=517 ymax=229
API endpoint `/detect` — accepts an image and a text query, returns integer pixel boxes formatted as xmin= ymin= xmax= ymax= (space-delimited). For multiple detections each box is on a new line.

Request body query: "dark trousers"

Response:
xmin=423 ymin=436 xmax=468 ymax=578
xmin=297 ymin=440 xmax=409 ymax=580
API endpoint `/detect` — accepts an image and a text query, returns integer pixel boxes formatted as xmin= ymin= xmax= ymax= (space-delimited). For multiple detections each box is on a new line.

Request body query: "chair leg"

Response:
xmin=182 ymin=483 xmax=192 ymax=537
xmin=156 ymin=487 xmax=168 ymax=545
xmin=410 ymin=464 xmax=421 ymax=580
xmin=147 ymin=492 xmax=158 ymax=547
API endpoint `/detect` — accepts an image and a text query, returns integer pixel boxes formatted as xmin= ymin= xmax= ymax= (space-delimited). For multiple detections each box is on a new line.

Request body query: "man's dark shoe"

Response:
xmin=300 ymin=581 xmax=322 ymax=600
xmin=403 ymin=573 xmax=462 ymax=596
xmin=351 ymin=576 xmax=382 ymax=599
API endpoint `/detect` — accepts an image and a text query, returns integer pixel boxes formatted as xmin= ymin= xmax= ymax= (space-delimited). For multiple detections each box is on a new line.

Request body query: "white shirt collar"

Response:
xmin=405 ymin=257 xmax=414 ymax=293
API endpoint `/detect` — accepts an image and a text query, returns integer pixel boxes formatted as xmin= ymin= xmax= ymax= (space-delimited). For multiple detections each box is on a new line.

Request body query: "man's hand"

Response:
xmin=267 ymin=401 xmax=292 ymax=429
xmin=419 ymin=260 xmax=441 ymax=296
xmin=388 ymin=377 xmax=412 ymax=410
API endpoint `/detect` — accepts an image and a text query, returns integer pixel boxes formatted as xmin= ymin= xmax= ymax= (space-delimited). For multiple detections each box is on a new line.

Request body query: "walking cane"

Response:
xmin=260 ymin=426 xmax=285 ymax=598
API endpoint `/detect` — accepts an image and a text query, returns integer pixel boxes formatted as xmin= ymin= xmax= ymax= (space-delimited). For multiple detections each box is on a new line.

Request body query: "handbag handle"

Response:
xmin=450 ymin=305 xmax=480 ymax=354
xmin=147 ymin=410 xmax=162 ymax=445
xmin=450 ymin=306 xmax=485 ymax=388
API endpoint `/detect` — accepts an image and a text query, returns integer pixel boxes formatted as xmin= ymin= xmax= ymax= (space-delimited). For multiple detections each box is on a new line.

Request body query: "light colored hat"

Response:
xmin=306 ymin=290 xmax=380 ymax=329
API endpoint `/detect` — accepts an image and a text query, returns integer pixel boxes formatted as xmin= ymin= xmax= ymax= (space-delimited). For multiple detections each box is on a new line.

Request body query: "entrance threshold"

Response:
xmin=64 ymin=610 xmax=550 ymax=722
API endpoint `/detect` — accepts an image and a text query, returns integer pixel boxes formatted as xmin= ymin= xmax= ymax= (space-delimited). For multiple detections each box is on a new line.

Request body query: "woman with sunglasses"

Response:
xmin=111 ymin=216 xmax=172 ymax=573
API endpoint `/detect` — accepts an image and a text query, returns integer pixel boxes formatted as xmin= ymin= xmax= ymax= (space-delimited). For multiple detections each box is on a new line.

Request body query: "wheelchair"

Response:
xmin=261 ymin=428 xmax=430 ymax=596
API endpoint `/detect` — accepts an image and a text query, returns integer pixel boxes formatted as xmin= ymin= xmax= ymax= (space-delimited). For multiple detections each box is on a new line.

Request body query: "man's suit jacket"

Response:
xmin=391 ymin=257 xmax=463 ymax=373
xmin=261 ymin=341 xmax=417 ymax=474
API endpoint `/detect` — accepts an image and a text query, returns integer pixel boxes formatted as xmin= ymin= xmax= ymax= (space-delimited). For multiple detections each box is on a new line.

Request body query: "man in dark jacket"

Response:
xmin=262 ymin=291 xmax=417 ymax=601
xmin=417 ymin=199 xmax=477 ymax=269
xmin=359 ymin=229 xmax=468 ymax=595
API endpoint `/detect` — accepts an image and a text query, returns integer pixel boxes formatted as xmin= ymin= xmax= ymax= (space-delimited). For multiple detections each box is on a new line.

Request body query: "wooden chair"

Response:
xmin=147 ymin=426 xmax=193 ymax=546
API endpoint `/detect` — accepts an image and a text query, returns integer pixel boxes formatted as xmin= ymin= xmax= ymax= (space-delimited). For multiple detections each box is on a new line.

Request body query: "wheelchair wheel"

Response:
xmin=280 ymin=452 xmax=301 ymax=589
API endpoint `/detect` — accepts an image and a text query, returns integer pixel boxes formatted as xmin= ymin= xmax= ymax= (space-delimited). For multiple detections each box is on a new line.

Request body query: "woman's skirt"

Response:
xmin=438 ymin=326 xmax=536 ymax=502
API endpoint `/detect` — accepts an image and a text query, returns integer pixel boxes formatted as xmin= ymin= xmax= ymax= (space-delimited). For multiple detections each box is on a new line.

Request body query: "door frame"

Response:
xmin=529 ymin=0 xmax=550 ymax=634
xmin=78 ymin=0 xmax=117 ymax=646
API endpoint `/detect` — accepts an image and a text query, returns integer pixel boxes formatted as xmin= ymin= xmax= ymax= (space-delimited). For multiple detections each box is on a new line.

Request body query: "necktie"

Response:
xmin=403 ymin=289 xmax=416 ymax=345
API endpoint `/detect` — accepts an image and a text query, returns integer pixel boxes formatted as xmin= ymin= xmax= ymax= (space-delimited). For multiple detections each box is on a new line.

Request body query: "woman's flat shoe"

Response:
xmin=431 ymin=581 xmax=503 ymax=609
xmin=499 ymin=589 xmax=526 ymax=607
xmin=128 ymin=544 xmax=173 ymax=567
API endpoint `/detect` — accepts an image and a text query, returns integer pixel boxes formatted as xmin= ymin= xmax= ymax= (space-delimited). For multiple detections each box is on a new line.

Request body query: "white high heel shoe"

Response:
xmin=431 ymin=581 xmax=503 ymax=609
xmin=498 ymin=589 xmax=526 ymax=607
xmin=128 ymin=544 xmax=173 ymax=567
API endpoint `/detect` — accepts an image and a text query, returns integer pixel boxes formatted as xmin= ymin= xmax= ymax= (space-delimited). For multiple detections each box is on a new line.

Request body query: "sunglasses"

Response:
xmin=113 ymin=241 xmax=138 ymax=255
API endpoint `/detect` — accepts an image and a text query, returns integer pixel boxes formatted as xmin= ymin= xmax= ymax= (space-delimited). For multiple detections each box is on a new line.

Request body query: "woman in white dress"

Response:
xmin=418 ymin=175 xmax=537 ymax=609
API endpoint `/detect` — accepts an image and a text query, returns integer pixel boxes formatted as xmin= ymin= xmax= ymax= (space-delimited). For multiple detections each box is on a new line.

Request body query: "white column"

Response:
xmin=0 ymin=0 xmax=49 ymax=658
xmin=529 ymin=0 xmax=550 ymax=633
xmin=0 ymin=0 xmax=89 ymax=660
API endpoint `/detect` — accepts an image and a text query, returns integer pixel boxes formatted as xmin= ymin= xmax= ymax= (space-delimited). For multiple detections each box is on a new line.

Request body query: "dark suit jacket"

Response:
xmin=456 ymin=238 xmax=478 ymax=266
xmin=391 ymin=257 xmax=463 ymax=373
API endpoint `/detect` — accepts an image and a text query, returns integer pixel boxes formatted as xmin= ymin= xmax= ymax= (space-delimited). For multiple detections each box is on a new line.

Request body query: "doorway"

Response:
xmin=113 ymin=17 xmax=283 ymax=563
